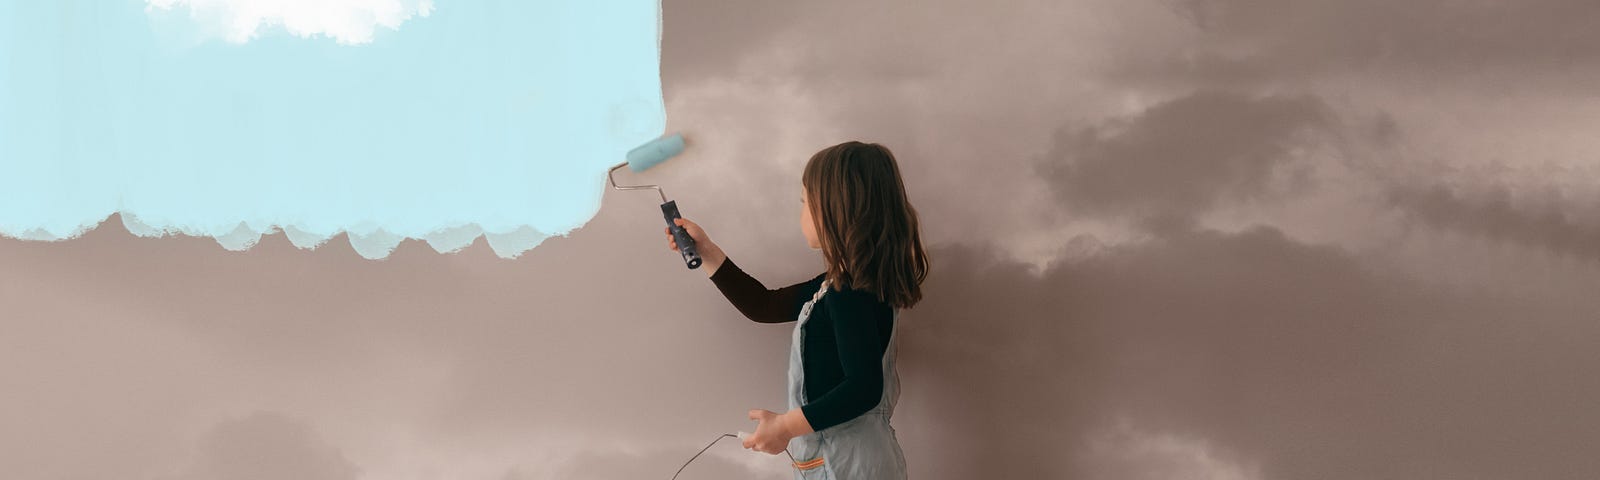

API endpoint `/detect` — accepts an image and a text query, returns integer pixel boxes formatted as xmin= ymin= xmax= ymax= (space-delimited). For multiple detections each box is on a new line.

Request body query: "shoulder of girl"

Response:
xmin=826 ymin=284 xmax=881 ymax=303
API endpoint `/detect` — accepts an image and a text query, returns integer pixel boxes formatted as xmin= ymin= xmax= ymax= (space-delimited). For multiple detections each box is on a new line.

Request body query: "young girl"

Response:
xmin=664 ymin=141 xmax=929 ymax=479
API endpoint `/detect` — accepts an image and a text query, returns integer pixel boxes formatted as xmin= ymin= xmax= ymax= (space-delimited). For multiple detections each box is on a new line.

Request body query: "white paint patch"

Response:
xmin=145 ymin=0 xmax=435 ymax=44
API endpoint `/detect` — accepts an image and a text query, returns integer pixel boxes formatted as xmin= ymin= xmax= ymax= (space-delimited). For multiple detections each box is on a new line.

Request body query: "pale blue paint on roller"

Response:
xmin=625 ymin=133 xmax=686 ymax=172
xmin=0 ymin=0 xmax=666 ymax=259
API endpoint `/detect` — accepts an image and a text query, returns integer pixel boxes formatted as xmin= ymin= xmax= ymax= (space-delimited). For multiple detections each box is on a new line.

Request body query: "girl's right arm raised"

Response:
xmin=666 ymin=217 xmax=818 ymax=323
xmin=708 ymin=257 xmax=822 ymax=324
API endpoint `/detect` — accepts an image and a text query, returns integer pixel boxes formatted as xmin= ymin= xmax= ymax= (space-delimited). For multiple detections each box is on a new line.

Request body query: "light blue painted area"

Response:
xmin=0 ymin=0 xmax=665 ymax=258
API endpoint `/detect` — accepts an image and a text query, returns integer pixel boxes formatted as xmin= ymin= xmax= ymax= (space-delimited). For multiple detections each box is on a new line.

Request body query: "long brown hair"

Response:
xmin=802 ymin=141 xmax=929 ymax=309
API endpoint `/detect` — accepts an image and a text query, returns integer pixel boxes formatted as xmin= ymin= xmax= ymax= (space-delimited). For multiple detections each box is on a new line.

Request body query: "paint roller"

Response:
xmin=610 ymin=133 xmax=702 ymax=269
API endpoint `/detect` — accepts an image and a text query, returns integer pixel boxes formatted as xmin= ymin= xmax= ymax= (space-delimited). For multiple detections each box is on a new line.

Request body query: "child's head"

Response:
xmin=801 ymin=141 xmax=929 ymax=309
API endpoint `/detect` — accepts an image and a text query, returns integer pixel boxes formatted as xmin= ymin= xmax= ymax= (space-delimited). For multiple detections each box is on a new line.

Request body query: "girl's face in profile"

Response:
xmin=801 ymin=185 xmax=820 ymax=250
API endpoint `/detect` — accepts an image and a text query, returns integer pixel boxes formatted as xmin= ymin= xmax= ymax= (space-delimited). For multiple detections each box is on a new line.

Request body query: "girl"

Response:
xmin=664 ymin=141 xmax=929 ymax=479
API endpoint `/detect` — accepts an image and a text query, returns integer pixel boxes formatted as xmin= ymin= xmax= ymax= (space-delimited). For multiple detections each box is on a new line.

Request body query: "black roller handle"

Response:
xmin=662 ymin=200 xmax=702 ymax=269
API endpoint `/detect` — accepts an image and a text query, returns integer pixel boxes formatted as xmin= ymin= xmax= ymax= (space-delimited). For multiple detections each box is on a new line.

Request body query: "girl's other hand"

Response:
xmin=742 ymin=409 xmax=797 ymax=455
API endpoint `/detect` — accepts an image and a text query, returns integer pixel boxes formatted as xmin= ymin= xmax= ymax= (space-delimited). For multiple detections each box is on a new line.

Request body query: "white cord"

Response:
xmin=670 ymin=432 xmax=797 ymax=480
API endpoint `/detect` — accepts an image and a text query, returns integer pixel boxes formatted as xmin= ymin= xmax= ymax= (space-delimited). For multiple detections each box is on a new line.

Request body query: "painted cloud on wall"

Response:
xmin=145 ymin=0 xmax=437 ymax=45
xmin=0 ymin=0 xmax=666 ymax=259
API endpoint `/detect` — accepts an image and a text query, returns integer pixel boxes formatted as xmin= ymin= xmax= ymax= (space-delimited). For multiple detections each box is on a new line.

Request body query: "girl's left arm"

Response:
xmin=796 ymin=288 xmax=887 ymax=431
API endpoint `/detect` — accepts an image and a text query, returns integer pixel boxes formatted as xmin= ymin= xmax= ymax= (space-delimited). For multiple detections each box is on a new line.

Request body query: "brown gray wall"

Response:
xmin=4 ymin=1 xmax=1598 ymax=479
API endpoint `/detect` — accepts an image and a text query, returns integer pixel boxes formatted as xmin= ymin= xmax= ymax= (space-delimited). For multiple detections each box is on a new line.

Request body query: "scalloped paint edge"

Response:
xmin=0 ymin=212 xmax=563 ymax=260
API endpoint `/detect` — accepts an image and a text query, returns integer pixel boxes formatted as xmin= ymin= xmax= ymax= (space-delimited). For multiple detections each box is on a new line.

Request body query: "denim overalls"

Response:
xmin=785 ymin=279 xmax=908 ymax=479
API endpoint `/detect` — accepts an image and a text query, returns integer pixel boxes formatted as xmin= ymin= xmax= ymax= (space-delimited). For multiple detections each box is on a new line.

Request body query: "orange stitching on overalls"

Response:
xmin=793 ymin=457 xmax=826 ymax=471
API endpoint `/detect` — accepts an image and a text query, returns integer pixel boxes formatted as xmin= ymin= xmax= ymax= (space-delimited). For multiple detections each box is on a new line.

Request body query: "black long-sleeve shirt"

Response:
xmin=709 ymin=256 xmax=894 ymax=432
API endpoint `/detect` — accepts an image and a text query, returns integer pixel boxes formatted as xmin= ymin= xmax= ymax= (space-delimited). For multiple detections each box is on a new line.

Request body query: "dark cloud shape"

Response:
xmin=1385 ymin=183 xmax=1600 ymax=262
xmin=1137 ymin=0 xmax=1600 ymax=85
xmin=892 ymin=229 xmax=1600 ymax=479
xmin=171 ymin=412 xmax=358 ymax=480
xmin=1036 ymin=90 xmax=1333 ymax=231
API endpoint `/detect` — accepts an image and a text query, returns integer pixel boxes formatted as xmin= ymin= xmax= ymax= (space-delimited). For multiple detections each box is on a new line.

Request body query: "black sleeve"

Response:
xmin=709 ymin=257 xmax=825 ymax=324
xmin=800 ymin=287 xmax=887 ymax=431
